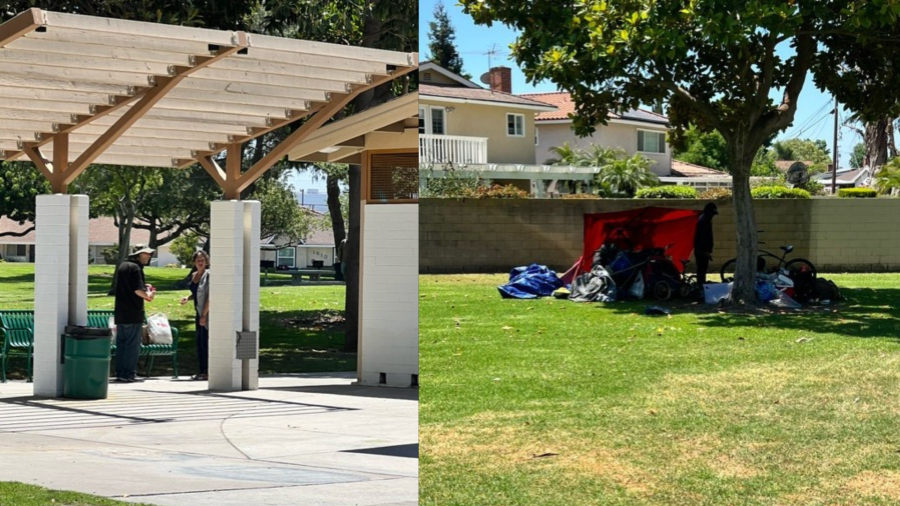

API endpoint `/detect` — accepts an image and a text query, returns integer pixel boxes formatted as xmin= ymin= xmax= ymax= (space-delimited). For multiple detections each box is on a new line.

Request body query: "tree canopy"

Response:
xmin=427 ymin=0 xmax=470 ymax=79
xmin=460 ymin=0 xmax=900 ymax=303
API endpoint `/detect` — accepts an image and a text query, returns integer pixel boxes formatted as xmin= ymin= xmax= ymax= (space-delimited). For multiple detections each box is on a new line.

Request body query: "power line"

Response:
xmin=783 ymin=100 xmax=833 ymax=138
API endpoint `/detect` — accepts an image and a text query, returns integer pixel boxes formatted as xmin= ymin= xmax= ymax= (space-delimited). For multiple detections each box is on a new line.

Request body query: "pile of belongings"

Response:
xmin=754 ymin=269 xmax=844 ymax=308
xmin=498 ymin=264 xmax=564 ymax=299
xmin=569 ymin=243 xmax=671 ymax=303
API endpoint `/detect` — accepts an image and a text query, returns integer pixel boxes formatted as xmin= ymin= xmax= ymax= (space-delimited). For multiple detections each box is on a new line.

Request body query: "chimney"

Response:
xmin=488 ymin=66 xmax=512 ymax=94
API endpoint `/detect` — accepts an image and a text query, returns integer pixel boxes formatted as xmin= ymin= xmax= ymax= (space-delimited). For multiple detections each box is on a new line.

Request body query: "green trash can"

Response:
xmin=63 ymin=332 xmax=112 ymax=400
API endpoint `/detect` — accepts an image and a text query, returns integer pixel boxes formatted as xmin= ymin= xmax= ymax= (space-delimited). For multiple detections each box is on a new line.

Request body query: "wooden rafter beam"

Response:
xmin=0 ymin=8 xmax=42 ymax=48
xmin=197 ymin=155 xmax=226 ymax=188
xmin=22 ymin=144 xmax=52 ymax=182
xmin=59 ymin=33 xmax=250 ymax=186
xmin=229 ymin=62 xmax=418 ymax=195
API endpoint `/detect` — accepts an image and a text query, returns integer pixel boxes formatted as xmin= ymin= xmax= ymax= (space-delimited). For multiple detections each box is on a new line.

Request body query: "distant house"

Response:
xmin=0 ymin=216 xmax=177 ymax=266
xmin=524 ymin=91 xmax=673 ymax=176
xmin=261 ymin=212 xmax=337 ymax=269
xmin=813 ymin=167 xmax=872 ymax=193
xmin=419 ymin=61 xmax=556 ymax=166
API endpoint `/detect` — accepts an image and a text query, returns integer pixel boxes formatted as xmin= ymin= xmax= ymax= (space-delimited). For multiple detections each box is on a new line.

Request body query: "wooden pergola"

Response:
xmin=0 ymin=8 xmax=417 ymax=197
xmin=0 ymin=8 xmax=418 ymax=395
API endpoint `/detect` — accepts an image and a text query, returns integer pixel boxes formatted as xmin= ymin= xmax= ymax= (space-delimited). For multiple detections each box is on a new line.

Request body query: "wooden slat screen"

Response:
xmin=368 ymin=152 xmax=419 ymax=203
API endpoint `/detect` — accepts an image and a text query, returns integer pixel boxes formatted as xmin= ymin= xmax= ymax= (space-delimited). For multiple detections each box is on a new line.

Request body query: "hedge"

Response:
xmin=635 ymin=186 xmax=698 ymax=199
xmin=837 ymin=188 xmax=877 ymax=198
xmin=750 ymin=186 xmax=811 ymax=199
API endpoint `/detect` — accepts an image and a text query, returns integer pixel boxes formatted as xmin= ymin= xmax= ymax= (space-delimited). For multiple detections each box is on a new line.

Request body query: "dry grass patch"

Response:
xmin=843 ymin=470 xmax=900 ymax=501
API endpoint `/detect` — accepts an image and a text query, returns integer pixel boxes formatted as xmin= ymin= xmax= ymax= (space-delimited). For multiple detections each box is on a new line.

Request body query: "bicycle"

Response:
xmin=646 ymin=248 xmax=699 ymax=301
xmin=719 ymin=243 xmax=816 ymax=283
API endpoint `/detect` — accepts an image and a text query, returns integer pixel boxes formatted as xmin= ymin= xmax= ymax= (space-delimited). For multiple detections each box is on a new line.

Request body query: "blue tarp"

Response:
xmin=498 ymin=264 xmax=564 ymax=299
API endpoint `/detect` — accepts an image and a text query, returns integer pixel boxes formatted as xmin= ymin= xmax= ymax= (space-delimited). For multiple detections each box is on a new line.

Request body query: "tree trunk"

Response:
xmin=108 ymin=203 xmax=136 ymax=295
xmin=728 ymin=149 xmax=759 ymax=305
xmin=343 ymin=164 xmax=361 ymax=352
xmin=864 ymin=118 xmax=890 ymax=170
xmin=326 ymin=173 xmax=346 ymax=246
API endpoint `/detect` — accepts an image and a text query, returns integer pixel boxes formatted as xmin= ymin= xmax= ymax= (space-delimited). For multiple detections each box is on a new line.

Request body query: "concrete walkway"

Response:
xmin=0 ymin=373 xmax=417 ymax=506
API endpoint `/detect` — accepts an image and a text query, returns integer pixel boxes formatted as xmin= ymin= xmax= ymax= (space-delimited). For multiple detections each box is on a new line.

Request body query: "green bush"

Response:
xmin=751 ymin=186 xmax=811 ymax=199
xmin=698 ymin=188 xmax=733 ymax=200
xmin=462 ymin=184 xmax=530 ymax=199
xmin=837 ymin=187 xmax=877 ymax=198
xmin=635 ymin=186 xmax=698 ymax=199
xmin=101 ymin=245 xmax=119 ymax=265
xmin=560 ymin=193 xmax=601 ymax=199
xmin=170 ymin=232 xmax=201 ymax=267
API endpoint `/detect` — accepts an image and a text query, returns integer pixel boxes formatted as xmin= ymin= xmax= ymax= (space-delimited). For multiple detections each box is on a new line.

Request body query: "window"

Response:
xmin=276 ymin=247 xmax=296 ymax=268
xmin=431 ymin=108 xmax=445 ymax=135
xmin=15 ymin=245 xmax=26 ymax=256
xmin=535 ymin=126 xmax=540 ymax=146
xmin=418 ymin=106 xmax=426 ymax=134
xmin=507 ymin=113 xmax=525 ymax=137
xmin=637 ymin=130 xmax=666 ymax=154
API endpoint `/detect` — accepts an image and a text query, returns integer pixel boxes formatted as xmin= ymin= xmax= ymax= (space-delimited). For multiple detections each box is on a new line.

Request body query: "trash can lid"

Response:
xmin=64 ymin=325 xmax=113 ymax=337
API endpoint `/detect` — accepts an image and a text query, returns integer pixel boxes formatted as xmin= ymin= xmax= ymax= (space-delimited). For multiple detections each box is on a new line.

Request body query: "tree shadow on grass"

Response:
xmin=0 ymin=273 xmax=35 ymax=284
xmin=598 ymin=287 xmax=900 ymax=341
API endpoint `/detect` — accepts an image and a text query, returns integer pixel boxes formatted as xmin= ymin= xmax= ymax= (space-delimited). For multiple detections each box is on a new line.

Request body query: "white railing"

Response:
xmin=419 ymin=134 xmax=488 ymax=164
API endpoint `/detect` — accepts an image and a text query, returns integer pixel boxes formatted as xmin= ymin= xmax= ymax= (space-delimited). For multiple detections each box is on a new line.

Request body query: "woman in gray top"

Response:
xmin=180 ymin=251 xmax=210 ymax=380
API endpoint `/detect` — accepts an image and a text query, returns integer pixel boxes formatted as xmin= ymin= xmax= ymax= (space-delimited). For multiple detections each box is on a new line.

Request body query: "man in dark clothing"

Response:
xmin=694 ymin=203 xmax=718 ymax=285
xmin=114 ymin=244 xmax=156 ymax=383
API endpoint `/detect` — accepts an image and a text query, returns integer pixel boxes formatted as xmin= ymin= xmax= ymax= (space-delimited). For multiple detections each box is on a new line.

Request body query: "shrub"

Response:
xmin=635 ymin=186 xmax=698 ymax=199
xmin=698 ymin=188 xmax=732 ymax=200
xmin=751 ymin=186 xmax=811 ymax=199
xmin=101 ymin=245 xmax=119 ymax=265
xmin=560 ymin=193 xmax=601 ymax=199
xmin=837 ymin=187 xmax=877 ymax=198
xmin=170 ymin=232 xmax=201 ymax=267
xmin=165 ymin=263 xmax=181 ymax=268
xmin=462 ymin=184 xmax=529 ymax=199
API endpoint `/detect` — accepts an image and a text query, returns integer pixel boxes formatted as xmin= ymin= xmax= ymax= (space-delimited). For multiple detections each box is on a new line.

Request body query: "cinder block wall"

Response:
xmin=419 ymin=198 xmax=899 ymax=274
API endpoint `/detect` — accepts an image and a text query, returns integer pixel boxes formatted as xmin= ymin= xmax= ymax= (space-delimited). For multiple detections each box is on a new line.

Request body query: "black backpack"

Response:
xmin=813 ymin=278 xmax=843 ymax=302
xmin=791 ymin=271 xmax=816 ymax=303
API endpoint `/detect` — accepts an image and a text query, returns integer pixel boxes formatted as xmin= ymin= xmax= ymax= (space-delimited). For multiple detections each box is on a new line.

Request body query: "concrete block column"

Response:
xmin=209 ymin=200 xmax=260 ymax=392
xmin=33 ymin=194 xmax=89 ymax=397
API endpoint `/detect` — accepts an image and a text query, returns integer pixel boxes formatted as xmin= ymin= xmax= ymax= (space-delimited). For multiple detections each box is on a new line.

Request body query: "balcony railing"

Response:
xmin=419 ymin=134 xmax=488 ymax=165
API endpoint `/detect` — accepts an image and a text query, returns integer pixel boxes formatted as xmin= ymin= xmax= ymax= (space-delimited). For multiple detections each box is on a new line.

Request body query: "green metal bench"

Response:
xmin=87 ymin=311 xmax=180 ymax=379
xmin=0 ymin=310 xmax=180 ymax=382
xmin=0 ymin=310 xmax=36 ymax=382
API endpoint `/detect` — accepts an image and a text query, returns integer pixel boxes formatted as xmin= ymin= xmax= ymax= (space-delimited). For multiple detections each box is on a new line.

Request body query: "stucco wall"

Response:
xmin=419 ymin=198 xmax=900 ymax=274
xmin=536 ymin=122 xmax=672 ymax=176
xmin=359 ymin=203 xmax=419 ymax=388
xmin=420 ymin=98 xmax=538 ymax=165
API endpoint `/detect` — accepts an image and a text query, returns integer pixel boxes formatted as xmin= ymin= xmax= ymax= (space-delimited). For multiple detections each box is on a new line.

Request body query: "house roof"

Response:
xmin=420 ymin=61 xmax=481 ymax=88
xmin=420 ymin=83 xmax=557 ymax=110
xmin=521 ymin=92 xmax=670 ymax=125
xmin=303 ymin=226 xmax=335 ymax=246
xmin=0 ymin=216 xmax=151 ymax=245
xmin=671 ymin=160 xmax=729 ymax=178
xmin=813 ymin=167 xmax=868 ymax=185
xmin=774 ymin=160 xmax=814 ymax=172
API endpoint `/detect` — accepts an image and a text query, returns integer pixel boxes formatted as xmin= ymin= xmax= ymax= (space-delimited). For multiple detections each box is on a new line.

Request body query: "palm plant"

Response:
xmin=597 ymin=155 xmax=659 ymax=197
xmin=544 ymin=142 xmax=582 ymax=165
xmin=874 ymin=158 xmax=900 ymax=195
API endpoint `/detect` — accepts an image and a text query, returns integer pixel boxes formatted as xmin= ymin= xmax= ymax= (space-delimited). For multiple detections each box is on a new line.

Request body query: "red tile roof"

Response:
xmin=671 ymin=160 xmax=729 ymax=177
xmin=0 ymin=216 xmax=151 ymax=244
xmin=421 ymin=83 xmax=556 ymax=109
xmin=522 ymin=91 xmax=669 ymax=124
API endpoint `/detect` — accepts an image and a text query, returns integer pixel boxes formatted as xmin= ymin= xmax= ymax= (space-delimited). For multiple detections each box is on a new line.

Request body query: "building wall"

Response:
xmin=419 ymin=198 xmax=900 ymax=274
xmin=536 ymin=122 xmax=672 ymax=175
xmin=297 ymin=246 xmax=335 ymax=267
xmin=359 ymin=204 xmax=418 ymax=387
xmin=420 ymin=98 xmax=539 ymax=165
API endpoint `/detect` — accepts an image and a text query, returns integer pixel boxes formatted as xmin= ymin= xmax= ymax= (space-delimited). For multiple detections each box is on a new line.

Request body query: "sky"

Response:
xmin=419 ymin=0 xmax=862 ymax=167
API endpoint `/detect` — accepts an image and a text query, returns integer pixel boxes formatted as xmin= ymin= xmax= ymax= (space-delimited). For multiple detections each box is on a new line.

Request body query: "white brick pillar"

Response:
xmin=209 ymin=200 xmax=260 ymax=392
xmin=33 ymin=194 xmax=89 ymax=397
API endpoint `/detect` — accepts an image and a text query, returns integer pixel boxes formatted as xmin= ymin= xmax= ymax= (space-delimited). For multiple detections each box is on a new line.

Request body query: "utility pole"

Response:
xmin=832 ymin=97 xmax=839 ymax=194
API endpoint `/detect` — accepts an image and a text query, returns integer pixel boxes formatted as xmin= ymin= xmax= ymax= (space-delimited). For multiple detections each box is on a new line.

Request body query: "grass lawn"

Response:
xmin=0 ymin=263 xmax=352 ymax=380
xmin=0 ymin=482 xmax=157 ymax=506
xmin=420 ymin=273 xmax=900 ymax=506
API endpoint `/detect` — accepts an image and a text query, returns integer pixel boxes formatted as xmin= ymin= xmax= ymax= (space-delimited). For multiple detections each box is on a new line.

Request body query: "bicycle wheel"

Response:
xmin=678 ymin=278 xmax=694 ymax=298
xmin=720 ymin=259 xmax=737 ymax=283
xmin=653 ymin=280 xmax=672 ymax=301
xmin=785 ymin=258 xmax=817 ymax=279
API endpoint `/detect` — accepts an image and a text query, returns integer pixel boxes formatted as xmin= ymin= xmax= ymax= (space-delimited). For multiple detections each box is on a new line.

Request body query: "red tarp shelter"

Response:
xmin=576 ymin=207 xmax=702 ymax=276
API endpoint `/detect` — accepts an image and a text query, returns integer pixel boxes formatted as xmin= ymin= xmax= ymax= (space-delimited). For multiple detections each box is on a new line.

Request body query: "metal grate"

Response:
xmin=368 ymin=152 xmax=418 ymax=203
xmin=236 ymin=331 xmax=257 ymax=360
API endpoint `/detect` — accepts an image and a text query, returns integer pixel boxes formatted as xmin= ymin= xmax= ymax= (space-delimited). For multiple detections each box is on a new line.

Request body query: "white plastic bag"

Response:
xmin=704 ymin=282 xmax=732 ymax=305
xmin=108 ymin=316 xmax=117 ymax=339
xmin=628 ymin=273 xmax=645 ymax=299
xmin=146 ymin=313 xmax=173 ymax=345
